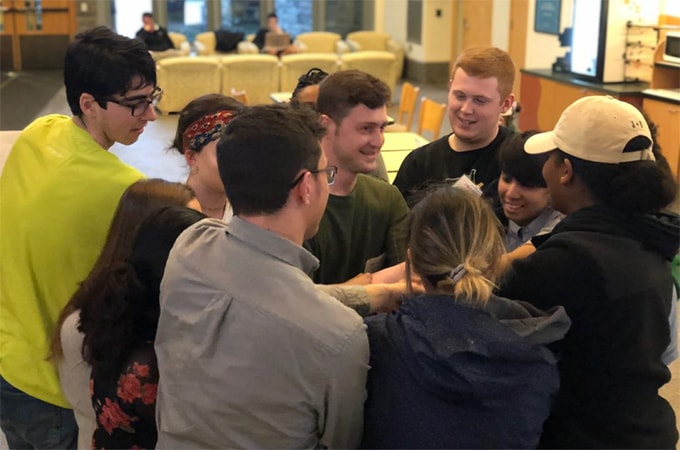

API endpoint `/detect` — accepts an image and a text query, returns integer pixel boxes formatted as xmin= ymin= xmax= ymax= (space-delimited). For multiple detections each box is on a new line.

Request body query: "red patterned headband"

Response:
xmin=182 ymin=110 xmax=235 ymax=152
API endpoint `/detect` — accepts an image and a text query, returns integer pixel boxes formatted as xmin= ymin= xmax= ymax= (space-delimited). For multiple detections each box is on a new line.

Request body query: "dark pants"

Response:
xmin=0 ymin=376 xmax=77 ymax=449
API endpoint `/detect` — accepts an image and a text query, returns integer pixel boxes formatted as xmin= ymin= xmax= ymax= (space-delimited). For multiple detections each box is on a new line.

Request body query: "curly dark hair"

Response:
xmin=291 ymin=67 xmax=329 ymax=99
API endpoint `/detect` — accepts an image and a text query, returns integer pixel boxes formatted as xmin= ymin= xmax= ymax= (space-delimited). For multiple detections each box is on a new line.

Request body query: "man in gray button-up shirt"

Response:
xmin=155 ymin=104 xmax=369 ymax=449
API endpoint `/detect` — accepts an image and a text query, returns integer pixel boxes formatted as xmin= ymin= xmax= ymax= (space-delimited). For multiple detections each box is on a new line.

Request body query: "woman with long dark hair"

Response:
xmin=80 ymin=206 xmax=205 ymax=449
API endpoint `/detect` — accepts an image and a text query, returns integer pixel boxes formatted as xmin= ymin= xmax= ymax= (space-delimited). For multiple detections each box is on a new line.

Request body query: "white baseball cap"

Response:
xmin=524 ymin=95 xmax=655 ymax=164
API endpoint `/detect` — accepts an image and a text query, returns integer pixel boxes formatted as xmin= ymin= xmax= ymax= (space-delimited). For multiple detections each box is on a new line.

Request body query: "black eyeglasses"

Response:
xmin=101 ymin=86 xmax=163 ymax=117
xmin=290 ymin=165 xmax=337 ymax=188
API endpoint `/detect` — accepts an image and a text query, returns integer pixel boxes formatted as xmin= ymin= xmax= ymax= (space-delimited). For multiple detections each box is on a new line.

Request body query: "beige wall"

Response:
xmin=491 ymin=0 xmax=510 ymax=50
xmin=378 ymin=0 xmax=508 ymax=66
xmin=375 ymin=0 xmax=408 ymax=50
xmin=379 ymin=0 xmax=675 ymax=70
xmin=524 ymin=0 xmax=573 ymax=69
xmin=421 ymin=0 xmax=454 ymax=61
xmin=523 ymin=0 xmax=670 ymax=70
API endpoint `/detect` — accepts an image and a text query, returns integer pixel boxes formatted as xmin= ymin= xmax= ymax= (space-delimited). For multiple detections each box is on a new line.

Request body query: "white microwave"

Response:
xmin=663 ymin=31 xmax=680 ymax=65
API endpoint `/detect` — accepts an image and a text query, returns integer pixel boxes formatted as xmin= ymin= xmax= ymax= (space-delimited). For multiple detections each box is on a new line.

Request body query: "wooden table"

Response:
xmin=381 ymin=132 xmax=429 ymax=183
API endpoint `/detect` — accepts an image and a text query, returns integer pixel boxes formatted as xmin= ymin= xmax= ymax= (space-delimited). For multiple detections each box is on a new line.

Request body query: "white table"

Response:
xmin=381 ymin=132 xmax=429 ymax=183
xmin=270 ymin=92 xmax=292 ymax=103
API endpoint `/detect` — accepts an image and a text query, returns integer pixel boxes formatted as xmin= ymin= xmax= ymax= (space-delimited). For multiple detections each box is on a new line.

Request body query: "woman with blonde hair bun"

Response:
xmin=361 ymin=186 xmax=571 ymax=449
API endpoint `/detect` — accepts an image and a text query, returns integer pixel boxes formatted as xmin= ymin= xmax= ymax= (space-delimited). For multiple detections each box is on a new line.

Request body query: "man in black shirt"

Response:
xmin=394 ymin=47 xmax=517 ymax=206
xmin=135 ymin=12 xmax=174 ymax=52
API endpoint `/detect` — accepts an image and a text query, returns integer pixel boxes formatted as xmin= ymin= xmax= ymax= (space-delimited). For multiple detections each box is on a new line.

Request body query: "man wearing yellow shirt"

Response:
xmin=0 ymin=26 xmax=157 ymax=449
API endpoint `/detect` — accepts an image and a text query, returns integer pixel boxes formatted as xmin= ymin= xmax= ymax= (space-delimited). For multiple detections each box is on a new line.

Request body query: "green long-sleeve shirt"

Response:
xmin=305 ymin=174 xmax=409 ymax=284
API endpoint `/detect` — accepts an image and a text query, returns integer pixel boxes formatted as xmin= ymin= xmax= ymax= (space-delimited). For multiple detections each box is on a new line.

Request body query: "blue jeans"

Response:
xmin=0 ymin=376 xmax=77 ymax=449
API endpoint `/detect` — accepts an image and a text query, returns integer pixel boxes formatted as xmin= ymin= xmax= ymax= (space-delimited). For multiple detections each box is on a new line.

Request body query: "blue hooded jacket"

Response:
xmin=361 ymin=294 xmax=570 ymax=449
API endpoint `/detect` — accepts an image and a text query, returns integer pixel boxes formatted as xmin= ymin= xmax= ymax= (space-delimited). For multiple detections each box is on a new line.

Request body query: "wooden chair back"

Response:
xmin=417 ymin=97 xmax=446 ymax=140
xmin=396 ymin=81 xmax=420 ymax=129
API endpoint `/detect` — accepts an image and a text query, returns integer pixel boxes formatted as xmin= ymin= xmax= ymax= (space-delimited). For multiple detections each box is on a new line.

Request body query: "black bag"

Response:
xmin=214 ymin=30 xmax=245 ymax=52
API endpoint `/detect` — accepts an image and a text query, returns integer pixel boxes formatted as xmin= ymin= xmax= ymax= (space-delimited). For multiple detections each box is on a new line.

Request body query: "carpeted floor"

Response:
xmin=0 ymin=70 xmax=63 ymax=130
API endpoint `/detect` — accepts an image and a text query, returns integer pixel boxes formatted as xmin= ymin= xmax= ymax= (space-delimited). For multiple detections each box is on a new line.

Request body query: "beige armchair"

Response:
xmin=156 ymin=57 xmax=222 ymax=113
xmin=295 ymin=32 xmax=350 ymax=54
xmin=340 ymin=51 xmax=398 ymax=97
xmin=148 ymin=32 xmax=191 ymax=62
xmin=346 ymin=31 xmax=404 ymax=89
xmin=168 ymin=32 xmax=191 ymax=53
xmin=194 ymin=31 xmax=259 ymax=56
xmin=219 ymin=54 xmax=280 ymax=105
xmin=279 ymin=53 xmax=341 ymax=92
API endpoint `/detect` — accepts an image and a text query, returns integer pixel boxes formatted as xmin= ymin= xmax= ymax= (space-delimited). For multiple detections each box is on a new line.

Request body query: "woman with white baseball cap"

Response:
xmin=499 ymin=95 xmax=679 ymax=449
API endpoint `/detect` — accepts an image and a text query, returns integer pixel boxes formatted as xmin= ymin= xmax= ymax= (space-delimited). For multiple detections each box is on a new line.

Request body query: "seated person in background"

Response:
xmin=499 ymin=95 xmax=679 ymax=448
xmin=361 ymin=186 xmax=570 ymax=449
xmin=135 ymin=12 xmax=174 ymax=52
xmin=306 ymin=70 xmax=409 ymax=284
xmin=393 ymin=46 xmax=517 ymax=207
xmin=497 ymin=131 xmax=563 ymax=252
xmin=155 ymin=104 xmax=369 ymax=449
xmin=49 ymin=179 xmax=200 ymax=450
xmin=80 ymin=206 xmax=205 ymax=449
xmin=253 ymin=12 xmax=297 ymax=56
xmin=170 ymin=93 xmax=244 ymax=220
xmin=291 ymin=67 xmax=389 ymax=182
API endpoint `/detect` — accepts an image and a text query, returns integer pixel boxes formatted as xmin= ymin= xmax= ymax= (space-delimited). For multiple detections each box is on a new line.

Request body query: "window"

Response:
xmin=113 ymin=0 xmax=152 ymax=38
xmin=221 ymin=0 xmax=261 ymax=35
xmin=407 ymin=0 xmax=421 ymax=44
xmin=274 ymin=0 xmax=313 ymax=37
xmin=167 ymin=0 xmax=208 ymax=42
xmin=324 ymin=0 xmax=370 ymax=37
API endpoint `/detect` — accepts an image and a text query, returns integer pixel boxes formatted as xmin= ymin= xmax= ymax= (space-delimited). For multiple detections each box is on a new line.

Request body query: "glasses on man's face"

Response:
xmin=102 ymin=86 xmax=163 ymax=117
xmin=290 ymin=165 xmax=337 ymax=188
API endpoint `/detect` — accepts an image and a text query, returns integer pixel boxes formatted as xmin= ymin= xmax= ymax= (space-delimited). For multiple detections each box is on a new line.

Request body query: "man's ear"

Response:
xmin=79 ymin=93 xmax=98 ymax=117
xmin=292 ymin=170 xmax=313 ymax=205
xmin=320 ymin=114 xmax=335 ymax=134
xmin=500 ymin=93 xmax=515 ymax=115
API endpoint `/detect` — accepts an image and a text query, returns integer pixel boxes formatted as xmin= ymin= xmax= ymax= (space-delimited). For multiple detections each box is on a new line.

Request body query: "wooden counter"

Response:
xmin=519 ymin=69 xmax=649 ymax=131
